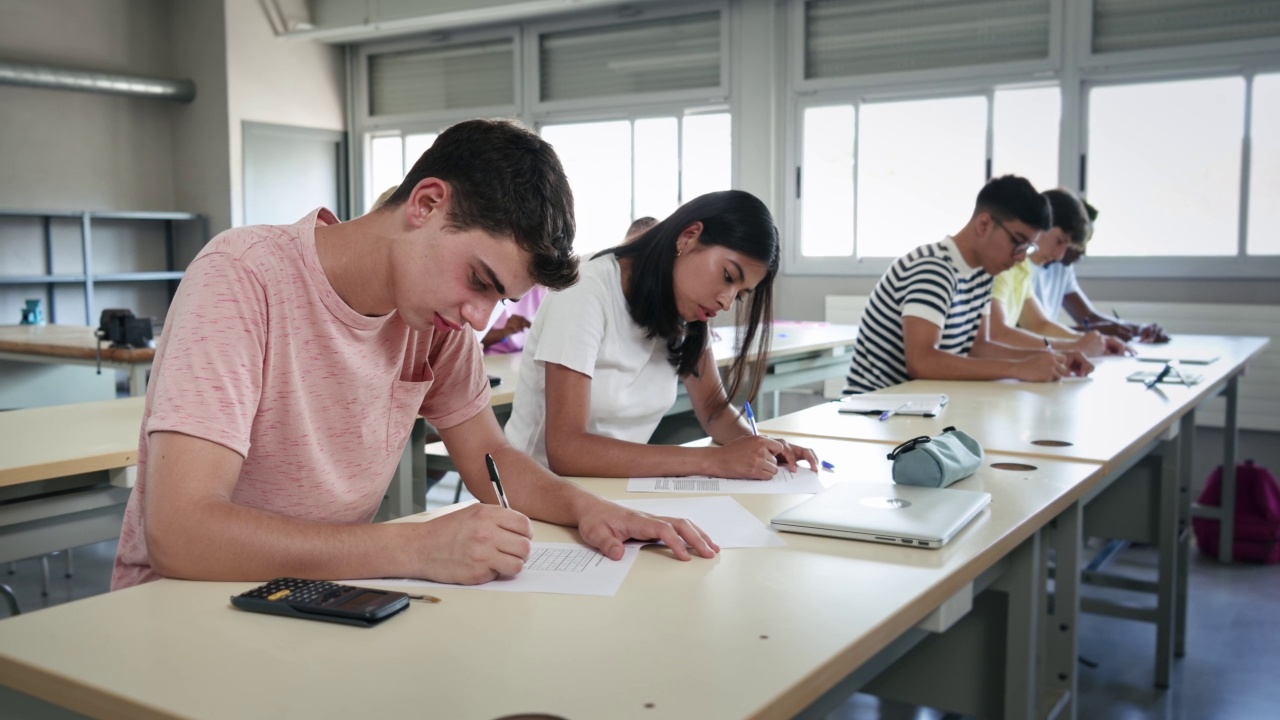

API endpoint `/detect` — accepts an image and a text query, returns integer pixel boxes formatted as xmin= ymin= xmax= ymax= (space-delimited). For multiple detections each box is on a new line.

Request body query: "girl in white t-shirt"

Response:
xmin=505 ymin=190 xmax=818 ymax=480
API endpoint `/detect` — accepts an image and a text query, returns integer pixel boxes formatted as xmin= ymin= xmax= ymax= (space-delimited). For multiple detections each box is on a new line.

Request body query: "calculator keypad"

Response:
xmin=241 ymin=578 xmax=350 ymax=607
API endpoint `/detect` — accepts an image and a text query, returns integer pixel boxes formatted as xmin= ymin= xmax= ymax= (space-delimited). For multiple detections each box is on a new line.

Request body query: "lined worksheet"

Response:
xmin=627 ymin=465 xmax=825 ymax=494
xmin=614 ymin=496 xmax=785 ymax=548
xmin=346 ymin=542 xmax=640 ymax=597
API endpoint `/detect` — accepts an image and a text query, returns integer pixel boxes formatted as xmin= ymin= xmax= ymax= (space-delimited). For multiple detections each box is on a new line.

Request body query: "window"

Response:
xmin=540 ymin=113 xmax=732 ymax=256
xmin=796 ymin=86 xmax=1060 ymax=263
xmin=1085 ymin=77 xmax=1245 ymax=257
xmin=992 ymin=86 xmax=1061 ymax=194
xmin=365 ymin=132 xmax=439 ymax=213
xmin=1248 ymin=73 xmax=1280 ymax=255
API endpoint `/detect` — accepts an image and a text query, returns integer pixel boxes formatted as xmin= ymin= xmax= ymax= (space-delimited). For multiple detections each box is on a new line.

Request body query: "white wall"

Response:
xmin=224 ymin=0 xmax=345 ymax=227
xmin=0 ymin=0 xmax=348 ymax=324
xmin=0 ymin=0 xmax=179 ymax=211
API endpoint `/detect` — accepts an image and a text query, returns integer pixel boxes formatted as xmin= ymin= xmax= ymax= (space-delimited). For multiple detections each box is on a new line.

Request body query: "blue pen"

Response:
xmin=820 ymin=460 xmax=836 ymax=473
xmin=879 ymin=402 xmax=910 ymax=421
xmin=743 ymin=401 xmax=759 ymax=435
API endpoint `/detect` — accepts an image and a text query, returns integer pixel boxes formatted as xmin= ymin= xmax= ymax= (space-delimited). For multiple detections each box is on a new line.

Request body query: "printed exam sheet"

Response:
xmin=345 ymin=542 xmax=640 ymax=597
xmin=627 ymin=465 xmax=825 ymax=495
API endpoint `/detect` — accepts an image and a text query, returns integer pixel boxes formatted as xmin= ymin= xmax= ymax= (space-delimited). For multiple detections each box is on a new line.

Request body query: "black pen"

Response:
xmin=485 ymin=453 xmax=510 ymax=509
xmin=1145 ymin=362 xmax=1173 ymax=390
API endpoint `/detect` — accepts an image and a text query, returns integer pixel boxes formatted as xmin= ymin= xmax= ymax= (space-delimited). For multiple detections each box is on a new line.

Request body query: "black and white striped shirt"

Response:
xmin=844 ymin=237 xmax=992 ymax=394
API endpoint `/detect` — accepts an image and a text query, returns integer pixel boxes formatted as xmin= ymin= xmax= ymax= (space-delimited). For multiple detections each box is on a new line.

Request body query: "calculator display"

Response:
xmin=337 ymin=590 xmax=391 ymax=613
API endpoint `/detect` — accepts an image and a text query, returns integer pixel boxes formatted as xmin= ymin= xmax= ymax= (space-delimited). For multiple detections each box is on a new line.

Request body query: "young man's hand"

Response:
xmin=414 ymin=503 xmax=533 ymax=584
xmin=574 ymin=498 xmax=720 ymax=561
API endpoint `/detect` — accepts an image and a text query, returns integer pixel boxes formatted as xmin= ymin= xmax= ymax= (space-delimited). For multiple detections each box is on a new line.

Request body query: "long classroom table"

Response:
xmin=0 ymin=440 xmax=1103 ymax=720
xmin=0 ymin=398 xmax=143 ymax=567
xmin=757 ymin=334 xmax=1269 ymax=692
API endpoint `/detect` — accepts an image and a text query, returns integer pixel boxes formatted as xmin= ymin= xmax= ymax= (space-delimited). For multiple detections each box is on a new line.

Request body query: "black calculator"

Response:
xmin=231 ymin=578 xmax=410 ymax=627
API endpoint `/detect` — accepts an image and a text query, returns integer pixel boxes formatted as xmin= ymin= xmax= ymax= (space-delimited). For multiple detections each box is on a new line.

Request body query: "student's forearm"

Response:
xmin=989 ymin=320 xmax=1052 ymax=349
xmin=470 ymin=445 xmax=606 ymax=527
xmin=146 ymin=498 xmax=423 ymax=582
xmin=545 ymin=430 xmax=716 ymax=479
xmin=905 ymin=347 xmax=1027 ymax=381
xmin=1019 ymin=314 xmax=1080 ymax=340
xmin=702 ymin=404 xmax=754 ymax=446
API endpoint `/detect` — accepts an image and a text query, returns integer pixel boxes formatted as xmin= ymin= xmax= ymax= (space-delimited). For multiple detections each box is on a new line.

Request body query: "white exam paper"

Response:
xmin=346 ymin=541 xmax=639 ymax=597
xmin=627 ymin=465 xmax=825 ymax=495
xmin=615 ymin=496 xmax=785 ymax=548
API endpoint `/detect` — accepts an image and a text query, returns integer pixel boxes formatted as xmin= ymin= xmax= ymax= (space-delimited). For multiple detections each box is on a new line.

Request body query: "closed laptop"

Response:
xmin=770 ymin=482 xmax=990 ymax=549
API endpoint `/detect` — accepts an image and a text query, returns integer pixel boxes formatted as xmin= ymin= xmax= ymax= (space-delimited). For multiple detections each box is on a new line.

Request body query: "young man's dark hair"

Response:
xmin=384 ymin=119 xmax=578 ymax=290
xmin=975 ymin=174 xmax=1052 ymax=231
xmin=1043 ymin=188 xmax=1091 ymax=246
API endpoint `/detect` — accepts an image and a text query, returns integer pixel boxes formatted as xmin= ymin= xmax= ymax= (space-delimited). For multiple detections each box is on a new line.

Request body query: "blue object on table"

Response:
xmin=19 ymin=299 xmax=43 ymax=325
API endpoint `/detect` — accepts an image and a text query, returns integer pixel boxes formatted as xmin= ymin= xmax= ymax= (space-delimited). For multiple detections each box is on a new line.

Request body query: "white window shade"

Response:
xmin=539 ymin=12 xmax=722 ymax=102
xmin=804 ymin=0 xmax=1051 ymax=80
xmin=368 ymin=39 xmax=514 ymax=116
xmin=1093 ymin=0 xmax=1280 ymax=54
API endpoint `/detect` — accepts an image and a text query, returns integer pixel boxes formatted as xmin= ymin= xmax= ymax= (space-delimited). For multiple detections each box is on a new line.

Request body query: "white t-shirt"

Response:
xmin=1032 ymin=262 xmax=1081 ymax=324
xmin=505 ymin=254 xmax=679 ymax=466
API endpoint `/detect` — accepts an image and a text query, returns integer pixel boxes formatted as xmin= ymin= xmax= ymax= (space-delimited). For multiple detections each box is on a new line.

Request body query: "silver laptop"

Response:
xmin=1136 ymin=346 xmax=1220 ymax=365
xmin=770 ymin=482 xmax=991 ymax=549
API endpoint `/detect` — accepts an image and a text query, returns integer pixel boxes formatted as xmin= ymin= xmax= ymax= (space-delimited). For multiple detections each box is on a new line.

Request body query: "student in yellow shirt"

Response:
xmin=988 ymin=188 xmax=1129 ymax=356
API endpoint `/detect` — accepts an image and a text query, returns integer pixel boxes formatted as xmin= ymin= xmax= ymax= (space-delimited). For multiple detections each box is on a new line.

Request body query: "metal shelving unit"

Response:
xmin=0 ymin=209 xmax=207 ymax=324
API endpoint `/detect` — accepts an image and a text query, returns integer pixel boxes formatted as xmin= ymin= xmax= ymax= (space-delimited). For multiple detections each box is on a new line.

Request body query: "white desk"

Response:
xmin=759 ymin=334 xmax=1270 ymax=690
xmin=0 ymin=440 xmax=1101 ymax=720
xmin=0 ymin=398 xmax=142 ymax=565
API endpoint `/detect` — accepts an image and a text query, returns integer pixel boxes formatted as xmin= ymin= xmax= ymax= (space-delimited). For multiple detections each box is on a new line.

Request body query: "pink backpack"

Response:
xmin=1193 ymin=460 xmax=1280 ymax=564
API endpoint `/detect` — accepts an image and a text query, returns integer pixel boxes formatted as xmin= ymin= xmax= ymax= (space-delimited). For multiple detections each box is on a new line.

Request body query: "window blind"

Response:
xmin=1093 ymin=0 xmax=1280 ymax=54
xmin=539 ymin=12 xmax=721 ymax=102
xmin=368 ymin=38 xmax=515 ymax=117
xmin=804 ymin=0 xmax=1051 ymax=80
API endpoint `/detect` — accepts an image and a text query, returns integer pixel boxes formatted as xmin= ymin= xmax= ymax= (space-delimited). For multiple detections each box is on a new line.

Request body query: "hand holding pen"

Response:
xmin=743 ymin=400 xmax=760 ymax=435
xmin=485 ymin=453 xmax=511 ymax=509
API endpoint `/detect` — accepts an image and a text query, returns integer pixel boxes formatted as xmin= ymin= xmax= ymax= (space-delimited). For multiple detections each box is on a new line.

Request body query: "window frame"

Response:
xmin=785 ymin=78 xmax=1055 ymax=276
xmin=784 ymin=0 xmax=1280 ymax=278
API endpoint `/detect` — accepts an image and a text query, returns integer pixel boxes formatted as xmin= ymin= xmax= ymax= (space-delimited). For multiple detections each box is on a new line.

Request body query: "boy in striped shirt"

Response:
xmin=845 ymin=175 xmax=1093 ymax=394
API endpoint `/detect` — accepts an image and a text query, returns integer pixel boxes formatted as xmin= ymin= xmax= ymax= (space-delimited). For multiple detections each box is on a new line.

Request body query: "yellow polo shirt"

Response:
xmin=992 ymin=258 xmax=1035 ymax=327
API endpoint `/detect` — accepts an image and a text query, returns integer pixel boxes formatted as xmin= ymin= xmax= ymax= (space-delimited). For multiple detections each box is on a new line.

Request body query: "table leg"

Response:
xmin=993 ymin=533 xmax=1040 ymax=720
xmin=1176 ymin=411 xmax=1194 ymax=657
xmin=1040 ymin=500 xmax=1080 ymax=720
xmin=129 ymin=364 xmax=150 ymax=397
xmin=1218 ymin=375 xmax=1239 ymax=563
xmin=1154 ymin=430 xmax=1180 ymax=688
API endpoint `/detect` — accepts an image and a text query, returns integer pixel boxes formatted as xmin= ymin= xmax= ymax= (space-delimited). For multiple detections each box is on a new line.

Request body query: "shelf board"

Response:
xmin=95 ymin=272 xmax=185 ymax=282
xmin=0 ymin=209 xmax=202 ymax=221
xmin=0 ymin=275 xmax=88 ymax=285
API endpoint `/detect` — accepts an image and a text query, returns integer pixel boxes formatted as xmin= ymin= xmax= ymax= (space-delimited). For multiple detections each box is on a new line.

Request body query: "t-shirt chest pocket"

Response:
xmin=387 ymin=379 xmax=429 ymax=452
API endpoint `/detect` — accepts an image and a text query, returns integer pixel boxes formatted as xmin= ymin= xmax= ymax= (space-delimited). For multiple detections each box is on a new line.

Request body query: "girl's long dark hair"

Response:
xmin=595 ymin=190 xmax=779 ymax=415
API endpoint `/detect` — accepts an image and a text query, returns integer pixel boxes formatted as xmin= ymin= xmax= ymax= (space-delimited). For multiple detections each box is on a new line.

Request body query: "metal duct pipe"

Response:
xmin=0 ymin=60 xmax=195 ymax=103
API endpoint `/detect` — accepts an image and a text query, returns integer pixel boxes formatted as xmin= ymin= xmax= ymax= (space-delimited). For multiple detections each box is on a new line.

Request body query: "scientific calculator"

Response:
xmin=231 ymin=578 xmax=410 ymax=627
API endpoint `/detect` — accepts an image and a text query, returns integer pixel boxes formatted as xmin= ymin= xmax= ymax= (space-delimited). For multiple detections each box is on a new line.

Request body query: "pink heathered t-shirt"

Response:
xmin=112 ymin=208 xmax=490 ymax=589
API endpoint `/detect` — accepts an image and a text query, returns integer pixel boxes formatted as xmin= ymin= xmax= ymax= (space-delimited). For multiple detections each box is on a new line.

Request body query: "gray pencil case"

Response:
xmin=887 ymin=427 xmax=984 ymax=488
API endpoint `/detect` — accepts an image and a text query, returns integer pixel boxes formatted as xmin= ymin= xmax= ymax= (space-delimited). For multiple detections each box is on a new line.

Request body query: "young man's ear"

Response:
xmin=407 ymin=178 xmax=450 ymax=227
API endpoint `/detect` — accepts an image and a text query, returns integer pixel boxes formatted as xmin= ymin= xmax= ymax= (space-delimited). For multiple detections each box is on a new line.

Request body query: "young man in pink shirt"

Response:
xmin=112 ymin=119 xmax=718 ymax=590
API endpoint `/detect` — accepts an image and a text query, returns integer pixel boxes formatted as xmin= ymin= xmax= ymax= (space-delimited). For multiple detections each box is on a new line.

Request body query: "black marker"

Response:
xmin=485 ymin=453 xmax=510 ymax=509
